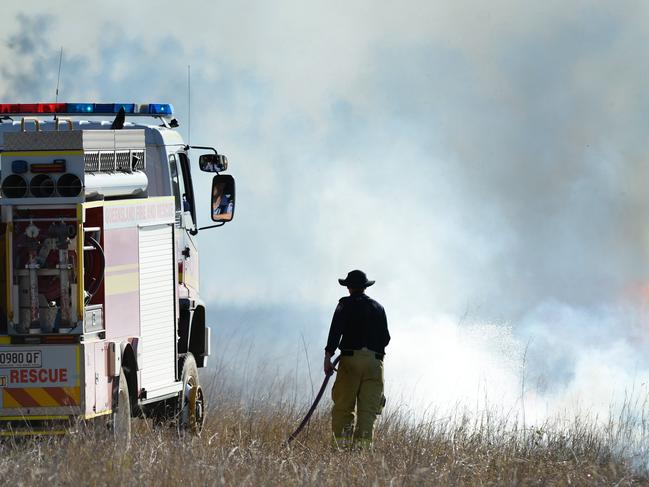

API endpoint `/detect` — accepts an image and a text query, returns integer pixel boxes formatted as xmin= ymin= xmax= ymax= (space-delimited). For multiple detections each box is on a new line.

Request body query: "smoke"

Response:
xmin=4 ymin=3 xmax=649 ymax=433
xmin=0 ymin=14 xmax=62 ymax=100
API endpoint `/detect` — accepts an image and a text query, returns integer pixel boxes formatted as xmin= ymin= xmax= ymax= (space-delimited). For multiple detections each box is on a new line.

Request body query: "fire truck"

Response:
xmin=0 ymin=102 xmax=235 ymax=442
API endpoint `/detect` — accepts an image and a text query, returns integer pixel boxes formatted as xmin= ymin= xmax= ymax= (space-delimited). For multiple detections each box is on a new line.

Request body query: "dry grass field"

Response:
xmin=0 ymin=370 xmax=648 ymax=486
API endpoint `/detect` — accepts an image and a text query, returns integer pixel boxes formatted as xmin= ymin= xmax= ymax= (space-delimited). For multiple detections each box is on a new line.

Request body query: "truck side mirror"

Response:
xmin=211 ymin=175 xmax=235 ymax=222
xmin=200 ymin=154 xmax=228 ymax=172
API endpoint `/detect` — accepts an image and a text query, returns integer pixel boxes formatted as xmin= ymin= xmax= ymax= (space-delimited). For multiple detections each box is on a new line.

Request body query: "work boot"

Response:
xmin=353 ymin=437 xmax=373 ymax=451
xmin=331 ymin=435 xmax=352 ymax=451
xmin=331 ymin=425 xmax=353 ymax=451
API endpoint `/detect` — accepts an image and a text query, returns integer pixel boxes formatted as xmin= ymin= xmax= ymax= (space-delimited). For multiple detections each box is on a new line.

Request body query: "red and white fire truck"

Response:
xmin=0 ymin=102 xmax=235 ymax=441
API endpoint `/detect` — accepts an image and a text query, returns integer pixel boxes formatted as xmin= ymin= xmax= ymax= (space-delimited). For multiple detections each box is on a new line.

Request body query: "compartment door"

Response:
xmin=138 ymin=224 xmax=175 ymax=395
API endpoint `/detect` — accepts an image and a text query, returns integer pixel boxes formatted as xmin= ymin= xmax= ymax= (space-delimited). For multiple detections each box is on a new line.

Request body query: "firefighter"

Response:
xmin=324 ymin=270 xmax=390 ymax=449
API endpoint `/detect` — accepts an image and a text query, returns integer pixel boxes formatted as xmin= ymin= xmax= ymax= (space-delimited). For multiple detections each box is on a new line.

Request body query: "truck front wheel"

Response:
xmin=178 ymin=353 xmax=204 ymax=435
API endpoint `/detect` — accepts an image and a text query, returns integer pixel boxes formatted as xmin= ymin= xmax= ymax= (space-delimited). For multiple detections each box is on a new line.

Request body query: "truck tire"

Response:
xmin=111 ymin=369 xmax=132 ymax=448
xmin=178 ymin=353 xmax=204 ymax=435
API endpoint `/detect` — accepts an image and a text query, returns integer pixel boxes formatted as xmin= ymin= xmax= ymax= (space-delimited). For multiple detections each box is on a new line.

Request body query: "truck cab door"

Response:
xmin=169 ymin=152 xmax=199 ymax=300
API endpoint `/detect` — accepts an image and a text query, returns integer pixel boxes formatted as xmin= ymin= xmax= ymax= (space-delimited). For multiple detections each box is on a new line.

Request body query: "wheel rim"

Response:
xmin=188 ymin=385 xmax=204 ymax=435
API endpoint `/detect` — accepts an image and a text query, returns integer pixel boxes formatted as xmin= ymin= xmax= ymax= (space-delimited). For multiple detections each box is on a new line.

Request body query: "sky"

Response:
xmin=4 ymin=1 xmax=649 ymax=425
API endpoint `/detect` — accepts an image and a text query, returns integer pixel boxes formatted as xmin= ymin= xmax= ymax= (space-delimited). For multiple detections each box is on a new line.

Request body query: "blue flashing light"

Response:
xmin=149 ymin=103 xmax=173 ymax=115
xmin=93 ymin=103 xmax=115 ymax=113
xmin=11 ymin=160 xmax=28 ymax=174
xmin=67 ymin=103 xmax=94 ymax=113
xmin=113 ymin=103 xmax=135 ymax=113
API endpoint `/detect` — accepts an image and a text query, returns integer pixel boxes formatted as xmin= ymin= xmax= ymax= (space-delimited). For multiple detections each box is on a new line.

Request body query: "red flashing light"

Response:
xmin=0 ymin=103 xmax=66 ymax=114
xmin=34 ymin=103 xmax=66 ymax=113
xmin=0 ymin=104 xmax=21 ymax=114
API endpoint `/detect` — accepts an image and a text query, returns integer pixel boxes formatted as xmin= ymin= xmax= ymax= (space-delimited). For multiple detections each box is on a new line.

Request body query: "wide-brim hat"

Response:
xmin=338 ymin=269 xmax=375 ymax=288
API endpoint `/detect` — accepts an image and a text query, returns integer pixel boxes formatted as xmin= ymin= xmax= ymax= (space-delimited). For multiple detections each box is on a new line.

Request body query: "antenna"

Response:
xmin=187 ymin=64 xmax=191 ymax=146
xmin=55 ymin=47 xmax=63 ymax=103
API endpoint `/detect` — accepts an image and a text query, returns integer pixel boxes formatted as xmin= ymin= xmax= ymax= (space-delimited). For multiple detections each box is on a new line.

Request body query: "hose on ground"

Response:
xmin=286 ymin=354 xmax=341 ymax=445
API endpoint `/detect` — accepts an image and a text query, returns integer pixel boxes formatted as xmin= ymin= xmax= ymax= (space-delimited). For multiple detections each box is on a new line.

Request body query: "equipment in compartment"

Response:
xmin=9 ymin=212 xmax=106 ymax=335
xmin=12 ymin=215 xmax=79 ymax=334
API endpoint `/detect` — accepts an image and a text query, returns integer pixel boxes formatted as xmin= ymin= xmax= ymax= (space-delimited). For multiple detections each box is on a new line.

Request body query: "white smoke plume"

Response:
xmin=3 ymin=3 xmax=649 ymax=444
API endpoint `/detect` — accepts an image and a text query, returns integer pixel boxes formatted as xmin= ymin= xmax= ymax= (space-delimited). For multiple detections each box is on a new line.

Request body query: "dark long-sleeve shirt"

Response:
xmin=325 ymin=292 xmax=390 ymax=355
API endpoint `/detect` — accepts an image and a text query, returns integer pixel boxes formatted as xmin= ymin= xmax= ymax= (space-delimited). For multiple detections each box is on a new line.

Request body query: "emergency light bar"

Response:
xmin=0 ymin=103 xmax=173 ymax=116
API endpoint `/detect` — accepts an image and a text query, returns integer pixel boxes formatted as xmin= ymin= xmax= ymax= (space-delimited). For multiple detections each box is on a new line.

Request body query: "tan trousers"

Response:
xmin=331 ymin=349 xmax=384 ymax=446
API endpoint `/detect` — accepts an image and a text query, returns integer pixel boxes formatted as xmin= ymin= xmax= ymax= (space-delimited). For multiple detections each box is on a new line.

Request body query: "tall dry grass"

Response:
xmin=0 ymin=368 xmax=647 ymax=486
